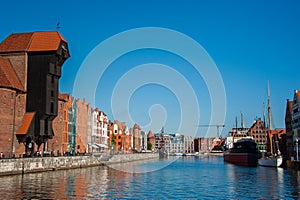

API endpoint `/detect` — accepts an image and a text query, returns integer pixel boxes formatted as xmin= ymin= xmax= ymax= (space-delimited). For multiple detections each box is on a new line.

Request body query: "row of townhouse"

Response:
xmin=286 ymin=90 xmax=300 ymax=160
xmin=50 ymin=95 xmax=110 ymax=155
xmin=51 ymin=94 xmax=159 ymax=155
xmin=154 ymin=133 xmax=195 ymax=154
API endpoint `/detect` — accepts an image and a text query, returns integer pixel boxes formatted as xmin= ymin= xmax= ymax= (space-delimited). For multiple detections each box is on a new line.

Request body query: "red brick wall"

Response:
xmin=51 ymin=99 xmax=64 ymax=155
xmin=76 ymin=99 xmax=88 ymax=153
xmin=51 ymin=94 xmax=73 ymax=154
xmin=0 ymin=89 xmax=26 ymax=158
xmin=124 ymin=134 xmax=132 ymax=153
xmin=63 ymin=95 xmax=72 ymax=153
xmin=133 ymin=127 xmax=141 ymax=152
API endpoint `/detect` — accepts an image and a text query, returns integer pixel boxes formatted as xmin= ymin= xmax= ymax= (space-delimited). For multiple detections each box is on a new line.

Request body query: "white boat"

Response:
xmin=258 ymin=82 xmax=282 ymax=167
xmin=174 ymin=153 xmax=183 ymax=156
xmin=258 ymin=155 xmax=282 ymax=167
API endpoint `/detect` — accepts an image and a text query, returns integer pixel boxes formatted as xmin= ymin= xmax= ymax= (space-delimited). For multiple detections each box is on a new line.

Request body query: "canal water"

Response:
xmin=0 ymin=156 xmax=299 ymax=199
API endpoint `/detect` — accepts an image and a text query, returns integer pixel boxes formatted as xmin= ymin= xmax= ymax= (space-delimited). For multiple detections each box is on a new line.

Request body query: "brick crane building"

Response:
xmin=0 ymin=31 xmax=70 ymax=157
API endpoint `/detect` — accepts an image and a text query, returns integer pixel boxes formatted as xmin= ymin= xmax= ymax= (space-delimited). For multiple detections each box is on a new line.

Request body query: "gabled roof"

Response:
xmin=0 ymin=31 xmax=67 ymax=53
xmin=100 ymin=111 xmax=107 ymax=116
xmin=147 ymin=130 xmax=155 ymax=138
xmin=0 ymin=57 xmax=25 ymax=91
xmin=114 ymin=120 xmax=127 ymax=131
xmin=17 ymin=112 xmax=35 ymax=135
xmin=133 ymin=123 xmax=141 ymax=130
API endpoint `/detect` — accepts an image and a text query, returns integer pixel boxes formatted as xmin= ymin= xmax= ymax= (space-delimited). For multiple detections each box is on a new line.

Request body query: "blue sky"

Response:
xmin=1 ymin=1 xmax=300 ymax=137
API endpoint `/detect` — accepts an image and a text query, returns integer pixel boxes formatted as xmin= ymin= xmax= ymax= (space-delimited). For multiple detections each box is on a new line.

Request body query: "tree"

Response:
xmin=111 ymin=133 xmax=116 ymax=151
xmin=147 ymin=141 xmax=152 ymax=151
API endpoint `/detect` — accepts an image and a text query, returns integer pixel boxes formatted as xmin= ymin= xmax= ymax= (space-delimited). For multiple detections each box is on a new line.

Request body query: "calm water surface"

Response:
xmin=0 ymin=156 xmax=300 ymax=199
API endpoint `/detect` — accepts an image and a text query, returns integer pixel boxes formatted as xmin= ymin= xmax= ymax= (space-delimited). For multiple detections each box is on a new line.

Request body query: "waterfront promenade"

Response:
xmin=0 ymin=153 xmax=159 ymax=176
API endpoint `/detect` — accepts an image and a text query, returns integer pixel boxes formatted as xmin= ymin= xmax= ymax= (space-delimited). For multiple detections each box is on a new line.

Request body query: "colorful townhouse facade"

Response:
xmin=285 ymin=99 xmax=294 ymax=159
xmin=194 ymin=138 xmax=215 ymax=153
xmin=131 ymin=123 xmax=142 ymax=152
xmin=286 ymin=90 xmax=300 ymax=160
xmin=108 ymin=120 xmax=133 ymax=153
xmin=88 ymin=109 xmax=109 ymax=153
xmin=147 ymin=130 xmax=156 ymax=151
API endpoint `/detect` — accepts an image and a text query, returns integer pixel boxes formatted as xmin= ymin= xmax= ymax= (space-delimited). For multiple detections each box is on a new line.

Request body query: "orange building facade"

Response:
xmin=108 ymin=120 xmax=133 ymax=153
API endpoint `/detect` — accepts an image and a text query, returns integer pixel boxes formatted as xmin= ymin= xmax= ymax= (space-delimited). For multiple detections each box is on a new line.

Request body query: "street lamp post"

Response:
xmin=296 ymin=138 xmax=299 ymax=161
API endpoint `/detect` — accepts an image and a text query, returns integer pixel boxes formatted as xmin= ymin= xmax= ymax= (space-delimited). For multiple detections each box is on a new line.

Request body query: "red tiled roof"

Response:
xmin=58 ymin=92 xmax=68 ymax=102
xmin=0 ymin=31 xmax=67 ymax=53
xmin=0 ymin=57 xmax=25 ymax=91
xmin=17 ymin=112 xmax=35 ymax=135
xmin=148 ymin=130 xmax=155 ymax=138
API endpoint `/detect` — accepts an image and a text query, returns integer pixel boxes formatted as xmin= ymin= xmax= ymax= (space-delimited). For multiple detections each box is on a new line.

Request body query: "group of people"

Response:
xmin=22 ymin=150 xmax=84 ymax=158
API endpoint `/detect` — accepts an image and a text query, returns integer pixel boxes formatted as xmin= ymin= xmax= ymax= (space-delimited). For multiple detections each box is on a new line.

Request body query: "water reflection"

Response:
xmin=288 ymin=169 xmax=300 ymax=197
xmin=0 ymin=157 xmax=299 ymax=199
xmin=108 ymin=157 xmax=178 ymax=173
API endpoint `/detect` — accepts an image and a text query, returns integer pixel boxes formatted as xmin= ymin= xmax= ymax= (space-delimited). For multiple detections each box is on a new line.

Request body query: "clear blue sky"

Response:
xmin=1 ymin=1 xmax=300 ymax=137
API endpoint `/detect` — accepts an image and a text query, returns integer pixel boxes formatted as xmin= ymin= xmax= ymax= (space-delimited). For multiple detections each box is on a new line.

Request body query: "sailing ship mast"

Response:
xmin=258 ymin=81 xmax=283 ymax=167
xmin=267 ymin=81 xmax=274 ymax=155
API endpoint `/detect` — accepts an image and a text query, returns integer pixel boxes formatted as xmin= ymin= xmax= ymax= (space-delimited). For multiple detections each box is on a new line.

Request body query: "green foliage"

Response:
xmin=111 ymin=133 xmax=116 ymax=145
xmin=147 ymin=141 xmax=152 ymax=150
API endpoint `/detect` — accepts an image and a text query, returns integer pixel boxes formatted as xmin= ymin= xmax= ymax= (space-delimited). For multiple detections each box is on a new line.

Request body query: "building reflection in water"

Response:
xmin=225 ymin=164 xmax=299 ymax=199
xmin=1 ymin=159 xmax=300 ymax=199
xmin=288 ymin=169 xmax=300 ymax=196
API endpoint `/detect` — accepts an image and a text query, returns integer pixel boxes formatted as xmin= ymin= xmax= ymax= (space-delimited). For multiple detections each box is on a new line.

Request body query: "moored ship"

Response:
xmin=224 ymin=138 xmax=259 ymax=167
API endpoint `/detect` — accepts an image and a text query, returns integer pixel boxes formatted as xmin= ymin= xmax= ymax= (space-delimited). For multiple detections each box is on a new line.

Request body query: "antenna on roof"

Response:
xmin=56 ymin=22 xmax=60 ymax=30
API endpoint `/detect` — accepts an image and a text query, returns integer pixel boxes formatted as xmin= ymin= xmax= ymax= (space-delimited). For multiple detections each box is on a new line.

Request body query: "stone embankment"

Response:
xmin=0 ymin=153 xmax=159 ymax=176
xmin=105 ymin=153 xmax=159 ymax=164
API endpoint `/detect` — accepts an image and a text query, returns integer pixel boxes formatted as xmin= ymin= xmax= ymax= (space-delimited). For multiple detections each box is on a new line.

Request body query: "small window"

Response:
xmin=50 ymin=102 xmax=54 ymax=113
xmin=51 ymin=90 xmax=54 ymax=97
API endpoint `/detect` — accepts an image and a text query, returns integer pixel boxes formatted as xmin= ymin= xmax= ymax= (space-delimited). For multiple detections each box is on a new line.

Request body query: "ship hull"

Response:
xmin=224 ymin=152 xmax=258 ymax=167
xmin=258 ymin=156 xmax=282 ymax=167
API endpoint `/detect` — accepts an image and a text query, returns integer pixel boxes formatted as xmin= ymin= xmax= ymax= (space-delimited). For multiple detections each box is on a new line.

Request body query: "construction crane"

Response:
xmin=198 ymin=124 xmax=225 ymax=138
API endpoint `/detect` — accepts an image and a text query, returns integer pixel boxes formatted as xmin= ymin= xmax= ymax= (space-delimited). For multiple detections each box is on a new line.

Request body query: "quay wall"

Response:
xmin=0 ymin=153 xmax=159 ymax=176
xmin=105 ymin=153 xmax=159 ymax=164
